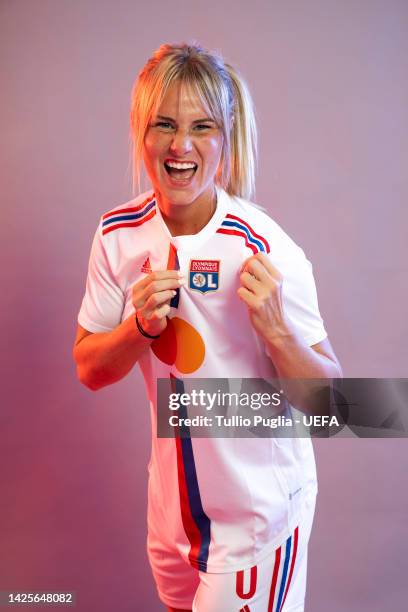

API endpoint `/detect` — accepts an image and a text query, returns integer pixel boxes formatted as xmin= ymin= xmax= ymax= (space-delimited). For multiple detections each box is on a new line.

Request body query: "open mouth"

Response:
xmin=164 ymin=161 xmax=198 ymax=181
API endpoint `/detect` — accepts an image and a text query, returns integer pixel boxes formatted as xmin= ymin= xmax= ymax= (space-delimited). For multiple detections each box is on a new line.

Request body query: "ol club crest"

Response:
xmin=189 ymin=259 xmax=220 ymax=293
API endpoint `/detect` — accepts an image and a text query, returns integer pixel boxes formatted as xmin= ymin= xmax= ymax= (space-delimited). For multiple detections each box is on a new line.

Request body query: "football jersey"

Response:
xmin=77 ymin=186 xmax=327 ymax=573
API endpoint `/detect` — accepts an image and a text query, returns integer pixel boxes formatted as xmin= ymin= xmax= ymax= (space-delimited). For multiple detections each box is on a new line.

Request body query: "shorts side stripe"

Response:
xmin=275 ymin=535 xmax=292 ymax=612
xmin=268 ymin=546 xmax=282 ymax=612
xmin=281 ymin=526 xmax=299 ymax=610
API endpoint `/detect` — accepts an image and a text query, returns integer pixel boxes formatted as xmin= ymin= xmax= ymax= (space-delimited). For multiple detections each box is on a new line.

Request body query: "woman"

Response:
xmin=74 ymin=43 xmax=341 ymax=612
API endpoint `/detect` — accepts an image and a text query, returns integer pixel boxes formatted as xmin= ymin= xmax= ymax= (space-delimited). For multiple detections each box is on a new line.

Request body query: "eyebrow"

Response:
xmin=156 ymin=114 xmax=216 ymax=124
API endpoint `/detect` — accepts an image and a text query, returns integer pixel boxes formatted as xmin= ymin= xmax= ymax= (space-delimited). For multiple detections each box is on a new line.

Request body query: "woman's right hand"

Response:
xmin=132 ymin=270 xmax=185 ymax=337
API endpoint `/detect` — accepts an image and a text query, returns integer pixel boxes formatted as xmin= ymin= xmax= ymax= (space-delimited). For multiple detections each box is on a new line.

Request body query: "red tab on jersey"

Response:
xmin=167 ymin=244 xmax=180 ymax=308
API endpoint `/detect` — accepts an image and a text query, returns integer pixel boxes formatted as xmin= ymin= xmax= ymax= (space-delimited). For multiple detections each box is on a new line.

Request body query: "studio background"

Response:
xmin=1 ymin=0 xmax=407 ymax=610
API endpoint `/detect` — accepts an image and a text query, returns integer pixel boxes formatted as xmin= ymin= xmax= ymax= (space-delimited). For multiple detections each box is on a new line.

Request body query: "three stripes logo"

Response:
xmin=216 ymin=213 xmax=270 ymax=254
xmin=235 ymin=526 xmax=299 ymax=612
xmin=140 ymin=257 xmax=152 ymax=274
xmin=101 ymin=195 xmax=156 ymax=236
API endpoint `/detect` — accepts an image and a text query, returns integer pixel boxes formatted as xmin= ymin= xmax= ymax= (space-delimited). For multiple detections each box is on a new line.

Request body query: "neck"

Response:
xmin=156 ymin=187 xmax=218 ymax=237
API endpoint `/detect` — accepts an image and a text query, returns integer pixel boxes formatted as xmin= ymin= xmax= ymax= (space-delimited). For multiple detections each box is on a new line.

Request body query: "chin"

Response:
xmin=168 ymin=192 xmax=198 ymax=206
xmin=158 ymin=184 xmax=203 ymax=206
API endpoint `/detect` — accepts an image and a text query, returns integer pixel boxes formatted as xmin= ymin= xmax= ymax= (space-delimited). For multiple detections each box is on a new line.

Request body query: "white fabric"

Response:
xmin=148 ymin=494 xmax=316 ymax=611
xmin=78 ymin=186 xmax=327 ymax=573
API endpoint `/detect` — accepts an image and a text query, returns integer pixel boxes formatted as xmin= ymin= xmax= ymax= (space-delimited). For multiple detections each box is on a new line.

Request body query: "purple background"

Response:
xmin=1 ymin=0 xmax=407 ymax=610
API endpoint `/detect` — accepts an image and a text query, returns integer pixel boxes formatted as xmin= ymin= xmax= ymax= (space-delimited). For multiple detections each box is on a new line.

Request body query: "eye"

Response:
xmin=154 ymin=121 xmax=174 ymax=130
xmin=194 ymin=124 xmax=212 ymax=131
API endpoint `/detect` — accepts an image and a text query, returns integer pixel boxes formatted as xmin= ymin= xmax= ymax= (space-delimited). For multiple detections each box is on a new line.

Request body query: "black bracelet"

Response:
xmin=135 ymin=312 xmax=161 ymax=339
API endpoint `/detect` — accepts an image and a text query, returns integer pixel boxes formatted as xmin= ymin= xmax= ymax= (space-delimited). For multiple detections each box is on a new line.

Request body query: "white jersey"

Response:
xmin=78 ymin=186 xmax=327 ymax=573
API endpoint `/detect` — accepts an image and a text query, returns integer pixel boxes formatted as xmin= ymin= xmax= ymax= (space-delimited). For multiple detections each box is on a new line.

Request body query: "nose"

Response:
xmin=169 ymin=128 xmax=193 ymax=156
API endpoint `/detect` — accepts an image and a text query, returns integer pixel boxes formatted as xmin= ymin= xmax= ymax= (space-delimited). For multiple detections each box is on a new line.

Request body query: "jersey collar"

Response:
xmin=154 ymin=185 xmax=228 ymax=252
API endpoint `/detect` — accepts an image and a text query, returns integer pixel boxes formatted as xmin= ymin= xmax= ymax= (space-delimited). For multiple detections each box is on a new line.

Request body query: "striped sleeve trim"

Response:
xmin=101 ymin=195 xmax=156 ymax=235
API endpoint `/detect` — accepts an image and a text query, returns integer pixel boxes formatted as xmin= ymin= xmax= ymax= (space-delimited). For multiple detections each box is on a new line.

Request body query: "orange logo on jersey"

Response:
xmin=151 ymin=317 xmax=205 ymax=374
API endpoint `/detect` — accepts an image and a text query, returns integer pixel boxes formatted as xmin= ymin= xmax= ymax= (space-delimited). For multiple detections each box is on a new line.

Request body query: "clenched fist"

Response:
xmin=132 ymin=270 xmax=185 ymax=337
xmin=237 ymin=252 xmax=294 ymax=343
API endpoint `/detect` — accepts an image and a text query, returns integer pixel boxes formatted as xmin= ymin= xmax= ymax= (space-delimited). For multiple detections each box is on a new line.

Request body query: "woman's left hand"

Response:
xmin=237 ymin=253 xmax=295 ymax=343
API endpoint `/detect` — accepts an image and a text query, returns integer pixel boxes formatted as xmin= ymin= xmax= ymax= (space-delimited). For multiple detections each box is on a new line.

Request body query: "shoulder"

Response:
xmin=98 ymin=189 xmax=156 ymax=238
xmin=220 ymin=190 xmax=305 ymax=260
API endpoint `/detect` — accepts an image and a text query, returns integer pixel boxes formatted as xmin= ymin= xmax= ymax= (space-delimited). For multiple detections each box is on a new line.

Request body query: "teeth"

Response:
xmin=166 ymin=161 xmax=197 ymax=170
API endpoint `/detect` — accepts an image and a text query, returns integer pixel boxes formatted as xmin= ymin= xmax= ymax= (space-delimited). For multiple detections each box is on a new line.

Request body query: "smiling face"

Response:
xmin=143 ymin=80 xmax=224 ymax=215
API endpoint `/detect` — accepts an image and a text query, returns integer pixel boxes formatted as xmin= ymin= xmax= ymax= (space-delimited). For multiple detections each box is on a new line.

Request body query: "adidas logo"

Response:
xmin=141 ymin=256 xmax=152 ymax=274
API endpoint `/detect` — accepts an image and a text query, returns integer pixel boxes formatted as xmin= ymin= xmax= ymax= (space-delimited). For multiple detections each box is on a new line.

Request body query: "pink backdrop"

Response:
xmin=1 ymin=0 xmax=407 ymax=610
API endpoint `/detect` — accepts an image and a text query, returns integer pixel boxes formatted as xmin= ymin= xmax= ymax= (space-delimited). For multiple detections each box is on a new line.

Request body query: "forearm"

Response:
xmin=266 ymin=331 xmax=340 ymax=379
xmin=74 ymin=315 xmax=151 ymax=391
xmin=238 ymin=252 xmax=342 ymax=415
xmin=265 ymin=327 xmax=342 ymax=416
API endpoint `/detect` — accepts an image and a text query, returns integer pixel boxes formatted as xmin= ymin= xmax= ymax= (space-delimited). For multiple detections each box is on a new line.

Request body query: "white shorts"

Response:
xmin=147 ymin=495 xmax=316 ymax=611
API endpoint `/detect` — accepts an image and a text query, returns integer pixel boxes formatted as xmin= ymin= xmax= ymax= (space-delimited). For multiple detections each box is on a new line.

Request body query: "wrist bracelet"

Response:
xmin=135 ymin=312 xmax=160 ymax=339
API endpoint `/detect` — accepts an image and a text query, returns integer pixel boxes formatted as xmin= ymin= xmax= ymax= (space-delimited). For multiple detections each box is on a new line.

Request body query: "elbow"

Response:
xmin=76 ymin=365 xmax=103 ymax=391
xmin=81 ymin=373 xmax=103 ymax=392
xmin=73 ymin=355 xmax=104 ymax=392
xmin=73 ymin=344 xmax=103 ymax=391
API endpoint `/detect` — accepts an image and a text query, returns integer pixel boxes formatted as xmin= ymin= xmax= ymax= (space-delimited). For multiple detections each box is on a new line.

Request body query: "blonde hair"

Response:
xmin=130 ymin=42 xmax=258 ymax=200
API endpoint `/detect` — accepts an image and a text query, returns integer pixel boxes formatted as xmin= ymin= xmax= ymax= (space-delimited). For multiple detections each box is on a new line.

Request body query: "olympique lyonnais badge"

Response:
xmin=189 ymin=259 xmax=220 ymax=293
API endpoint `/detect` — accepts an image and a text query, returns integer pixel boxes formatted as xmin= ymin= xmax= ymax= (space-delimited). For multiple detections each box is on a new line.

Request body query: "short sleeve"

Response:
xmin=77 ymin=222 xmax=125 ymax=333
xmin=272 ymin=248 xmax=328 ymax=347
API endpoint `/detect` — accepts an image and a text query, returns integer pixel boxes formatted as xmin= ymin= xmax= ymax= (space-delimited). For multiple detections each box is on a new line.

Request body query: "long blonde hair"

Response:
xmin=130 ymin=42 xmax=258 ymax=200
